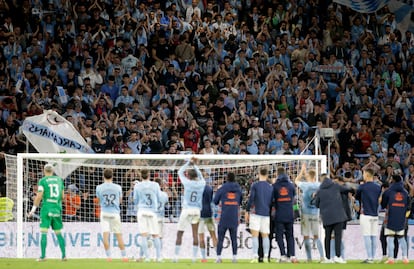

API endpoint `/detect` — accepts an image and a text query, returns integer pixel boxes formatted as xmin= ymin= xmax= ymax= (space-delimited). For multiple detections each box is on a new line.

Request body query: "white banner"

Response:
xmin=21 ymin=110 xmax=94 ymax=178
xmin=0 ymin=222 xmax=413 ymax=260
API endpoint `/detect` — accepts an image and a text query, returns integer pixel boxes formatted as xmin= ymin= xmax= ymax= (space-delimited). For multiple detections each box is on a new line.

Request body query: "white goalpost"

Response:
xmin=7 ymin=153 xmax=327 ymax=259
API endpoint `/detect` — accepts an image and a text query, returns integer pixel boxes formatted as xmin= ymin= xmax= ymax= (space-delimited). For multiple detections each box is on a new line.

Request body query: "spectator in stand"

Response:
xmin=183 ymin=120 xmax=200 ymax=153
xmin=393 ymin=132 xmax=412 ymax=164
xmin=63 ymin=184 xmax=81 ymax=222
xmin=115 ymin=86 xmax=134 ymax=108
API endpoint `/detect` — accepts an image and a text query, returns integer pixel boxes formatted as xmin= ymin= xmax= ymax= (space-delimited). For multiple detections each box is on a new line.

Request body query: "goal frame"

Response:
xmin=16 ymin=153 xmax=327 ymax=258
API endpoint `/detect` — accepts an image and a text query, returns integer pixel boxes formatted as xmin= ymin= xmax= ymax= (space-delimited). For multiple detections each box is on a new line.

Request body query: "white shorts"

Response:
xmin=249 ymin=214 xmax=270 ymax=234
xmin=360 ymin=214 xmax=379 ymax=236
xmin=301 ymin=214 xmax=320 ymax=237
xmin=198 ymin=217 xmax=216 ymax=234
xmin=156 ymin=217 xmax=164 ymax=237
xmin=384 ymin=228 xmax=405 ymax=236
xmin=100 ymin=212 xmax=122 ymax=233
xmin=177 ymin=208 xmax=200 ymax=231
xmin=137 ymin=210 xmax=158 ymax=235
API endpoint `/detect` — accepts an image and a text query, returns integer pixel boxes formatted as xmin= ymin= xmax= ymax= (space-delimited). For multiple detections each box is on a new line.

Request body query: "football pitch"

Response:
xmin=0 ymin=259 xmax=411 ymax=269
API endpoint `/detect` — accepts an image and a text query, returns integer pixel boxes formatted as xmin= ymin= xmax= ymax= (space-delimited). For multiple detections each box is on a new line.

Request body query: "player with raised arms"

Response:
xmin=294 ymin=163 xmax=324 ymax=262
xmin=173 ymin=157 xmax=206 ymax=262
xmin=96 ymin=168 xmax=128 ymax=262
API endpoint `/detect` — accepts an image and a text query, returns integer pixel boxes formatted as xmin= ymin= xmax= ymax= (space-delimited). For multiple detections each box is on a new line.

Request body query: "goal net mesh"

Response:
xmin=4 ymin=153 xmax=326 ymax=258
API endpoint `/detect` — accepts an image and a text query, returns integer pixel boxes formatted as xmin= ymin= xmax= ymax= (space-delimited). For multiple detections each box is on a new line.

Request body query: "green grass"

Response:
xmin=0 ymin=259 xmax=411 ymax=269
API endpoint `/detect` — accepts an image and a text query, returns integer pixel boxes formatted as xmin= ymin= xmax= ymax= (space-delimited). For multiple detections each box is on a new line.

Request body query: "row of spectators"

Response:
xmin=0 ymin=0 xmax=413 ymax=190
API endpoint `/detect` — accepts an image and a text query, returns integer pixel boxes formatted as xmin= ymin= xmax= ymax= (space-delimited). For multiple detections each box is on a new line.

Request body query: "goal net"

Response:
xmin=5 ymin=153 xmax=326 ymax=259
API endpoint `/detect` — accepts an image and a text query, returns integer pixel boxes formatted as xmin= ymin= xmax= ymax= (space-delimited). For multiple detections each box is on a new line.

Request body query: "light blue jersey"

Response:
xmin=157 ymin=191 xmax=169 ymax=218
xmin=96 ymin=182 xmax=123 ymax=214
xmin=298 ymin=182 xmax=320 ymax=215
xmin=178 ymin=162 xmax=206 ymax=209
xmin=133 ymin=181 xmax=161 ymax=213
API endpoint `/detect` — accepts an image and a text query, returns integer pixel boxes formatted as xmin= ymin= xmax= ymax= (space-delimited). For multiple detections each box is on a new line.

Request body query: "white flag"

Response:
xmin=21 ymin=110 xmax=94 ymax=178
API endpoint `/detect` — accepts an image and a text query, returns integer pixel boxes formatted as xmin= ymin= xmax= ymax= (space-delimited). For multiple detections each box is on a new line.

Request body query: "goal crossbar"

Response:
xmin=15 ymin=153 xmax=327 ymax=258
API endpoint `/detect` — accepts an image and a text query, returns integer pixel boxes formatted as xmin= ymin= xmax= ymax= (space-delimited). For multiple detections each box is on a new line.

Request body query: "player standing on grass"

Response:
xmin=355 ymin=168 xmax=381 ymax=263
xmin=96 ymin=168 xmax=128 ymax=262
xmin=155 ymin=178 xmax=169 ymax=260
xmin=133 ymin=169 xmax=162 ymax=262
xmin=245 ymin=166 xmax=273 ymax=263
xmin=174 ymin=157 xmax=206 ymax=263
xmin=28 ymin=164 xmax=66 ymax=261
xmin=213 ymin=172 xmax=242 ymax=263
xmin=381 ymin=175 xmax=410 ymax=264
xmin=273 ymin=166 xmax=298 ymax=263
xmin=294 ymin=164 xmax=324 ymax=262
xmin=315 ymin=174 xmax=348 ymax=264
xmin=198 ymin=183 xmax=218 ymax=262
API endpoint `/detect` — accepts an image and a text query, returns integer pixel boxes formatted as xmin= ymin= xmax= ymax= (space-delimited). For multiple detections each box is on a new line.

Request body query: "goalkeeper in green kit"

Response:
xmin=28 ymin=164 xmax=66 ymax=261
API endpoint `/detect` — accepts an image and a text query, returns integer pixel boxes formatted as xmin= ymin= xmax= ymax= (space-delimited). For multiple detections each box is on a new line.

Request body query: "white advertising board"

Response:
xmin=0 ymin=222 xmax=413 ymax=260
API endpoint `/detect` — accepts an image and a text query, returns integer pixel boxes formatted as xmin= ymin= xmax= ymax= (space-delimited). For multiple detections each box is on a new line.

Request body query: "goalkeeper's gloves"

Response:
xmin=27 ymin=206 xmax=37 ymax=218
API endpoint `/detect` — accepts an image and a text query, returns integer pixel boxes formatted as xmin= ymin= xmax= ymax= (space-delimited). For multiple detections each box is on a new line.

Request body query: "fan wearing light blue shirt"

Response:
xmin=96 ymin=168 xmax=128 ymax=262
xmin=133 ymin=169 xmax=162 ymax=262
xmin=173 ymin=157 xmax=206 ymax=263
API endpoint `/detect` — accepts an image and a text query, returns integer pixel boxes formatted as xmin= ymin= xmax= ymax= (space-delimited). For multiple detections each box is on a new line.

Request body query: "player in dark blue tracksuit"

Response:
xmin=273 ymin=167 xmax=297 ymax=263
xmin=213 ymin=172 xmax=242 ymax=263
xmin=381 ymin=175 xmax=410 ymax=264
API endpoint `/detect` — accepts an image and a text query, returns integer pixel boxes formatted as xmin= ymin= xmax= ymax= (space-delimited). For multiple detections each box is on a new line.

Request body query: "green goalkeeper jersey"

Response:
xmin=38 ymin=175 xmax=64 ymax=215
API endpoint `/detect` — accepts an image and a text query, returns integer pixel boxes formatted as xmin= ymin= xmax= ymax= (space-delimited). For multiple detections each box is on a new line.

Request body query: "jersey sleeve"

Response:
xmin=178 ymin=161 xmax=191 ymax=185
xmin=133 ymin=184 xmax=139 ymax=206
xmin=37 ymin=178 xmax=45 ymax=193
xmin=246 ymin=183 xmax=255 ymax=212
xmin=96 ymin=185 xmax=101 ymax=201
xmin=237 ymin=186 xmax=243 ymax=204
xmin=213 ymin=188 xmax=222 ymax=205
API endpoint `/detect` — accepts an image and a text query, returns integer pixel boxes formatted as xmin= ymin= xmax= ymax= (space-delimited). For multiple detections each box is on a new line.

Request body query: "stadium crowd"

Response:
xmin=0 ymin=1 xmax=413 ymax=215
